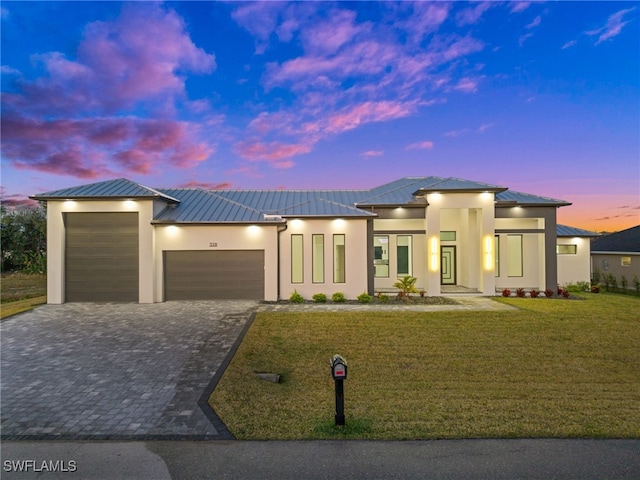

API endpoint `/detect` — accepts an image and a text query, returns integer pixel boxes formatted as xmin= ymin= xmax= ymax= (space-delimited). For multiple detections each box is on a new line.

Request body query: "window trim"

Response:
xmin=621 ymin=256 xmax=631 ymax=267
xmin=396 ymin=235 xmax=412 ymax=276
xmin=557 ymin=244 xmax=577 ymax=255
xmin=374 ymin=235 xmax=389 ymax=278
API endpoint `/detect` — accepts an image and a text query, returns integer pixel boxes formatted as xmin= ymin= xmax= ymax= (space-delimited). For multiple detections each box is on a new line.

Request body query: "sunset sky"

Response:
xmin=1 ymin=1 xmax=638 ymax=232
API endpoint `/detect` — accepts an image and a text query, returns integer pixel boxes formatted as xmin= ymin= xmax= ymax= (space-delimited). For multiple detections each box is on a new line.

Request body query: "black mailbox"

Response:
xmin=331 ymin=354 xmax=348 ymax=381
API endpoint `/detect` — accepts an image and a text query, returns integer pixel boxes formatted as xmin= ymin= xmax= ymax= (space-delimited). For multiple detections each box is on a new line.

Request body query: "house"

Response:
xmin=590 ymin=225 xmax=640 ymax=289
xmin=32 ymin=176 xmax=587 ymax=303
xmin=556 ymin=224 xmax=600 ymax=287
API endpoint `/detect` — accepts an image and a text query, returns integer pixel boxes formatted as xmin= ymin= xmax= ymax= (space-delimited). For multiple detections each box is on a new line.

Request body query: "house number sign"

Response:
xmin=209 ymin=242 xmax=218 ymax=247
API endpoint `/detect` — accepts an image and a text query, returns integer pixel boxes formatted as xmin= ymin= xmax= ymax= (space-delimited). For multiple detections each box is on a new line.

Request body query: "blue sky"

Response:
xmin=1 ymin=1 xmax=638 ymax=231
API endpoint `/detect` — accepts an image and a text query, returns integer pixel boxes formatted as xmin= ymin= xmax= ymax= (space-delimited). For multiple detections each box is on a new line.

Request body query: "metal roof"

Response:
xmin=30 ymin=178 xmax=180 ymax=204
xmin=556 ymin=225 xmax=600 ymax=237
xmin=411 ymin=177 xmax=508 ymax=194
xmin=153 ymin=189 xmax=267 ymax=223
xmin=496 ymin=190 xmax=571 ymax=206
xmin=275 ymin=198 xmax=375 ymax=217
xmin=591 ymin=225 xmax=640 ymax=253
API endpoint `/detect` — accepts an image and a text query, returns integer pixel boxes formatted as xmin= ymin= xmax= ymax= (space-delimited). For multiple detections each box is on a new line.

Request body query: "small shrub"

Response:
xmin=562 ymin=289 xmax=571 ymax=298
xmin=377 ymin=293 xmax=389 ymax=303
xmin=332 ymin=292 xmax=346 ymax=303
xmin=592 ymin=267 xmax=602 ymax=285
xmin=530 ymin=289 xmax=540 ymax=298
xmin=357 ymin=292 xmax=372 ymax=304
xmin=633 ymin=275 xmax=640 ymax=296
xmin=394 ymin=275 xmax=418 ymax=298
xmin=290 ymin=290 xmax=304 ymax=303
xmin=419 ymin=290 xmax=426 ymax=298
xmin=609 ymin=274 xmax=618 ymax=293
xmin=602 ymin=274 xmax=612 ymax=292
xmin=591 ymin=285 xmax=600 ymax=293
xmin=544 ymin=289 xmax=554 ymax=297
xmin=516 ymin=288 xmax=526 ymax=298
xmin=312 ymin=293 xmax=327 ymax=303
xmin=502 ymin=288 xmax=511 ymax=297
xmin=620 ymin=275 xmax=628 ymax=293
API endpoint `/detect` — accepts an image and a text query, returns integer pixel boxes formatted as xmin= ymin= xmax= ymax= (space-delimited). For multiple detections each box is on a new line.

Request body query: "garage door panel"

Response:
xmin=164 ymin=250 xmax=264 ymax=300
xmin=65 ymin=212 xmax=139 ymax=302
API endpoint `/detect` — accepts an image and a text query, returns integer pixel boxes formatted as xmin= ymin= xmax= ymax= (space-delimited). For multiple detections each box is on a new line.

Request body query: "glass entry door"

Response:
xmin=440 ymin=246 xmax=456 ymax=285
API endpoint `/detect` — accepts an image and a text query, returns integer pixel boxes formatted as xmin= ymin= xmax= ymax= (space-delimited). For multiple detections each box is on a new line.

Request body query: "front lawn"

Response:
xmin=210 ymin=294 xmax=640 ymax=439
xmin=1 ymin=273 xmax=47 ymax=319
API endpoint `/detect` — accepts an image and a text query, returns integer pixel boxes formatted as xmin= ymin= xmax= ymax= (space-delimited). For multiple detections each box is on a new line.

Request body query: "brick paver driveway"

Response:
xmin=1 ymin=301 xmax=257 ymax=440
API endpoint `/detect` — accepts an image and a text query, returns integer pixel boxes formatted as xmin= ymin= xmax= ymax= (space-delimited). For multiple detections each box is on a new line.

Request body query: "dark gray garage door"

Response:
xmin=164 ymin=250 xmax=264 ymax=300
xmin=65 ymin=212 xmax=139 ymax=302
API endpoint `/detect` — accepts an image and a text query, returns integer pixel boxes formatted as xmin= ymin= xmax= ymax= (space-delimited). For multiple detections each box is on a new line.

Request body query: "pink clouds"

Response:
xmin=234 ymin=140 xmax=311 ymax=167
xmin=1 ymin=3 xmax=216 ymax=181
xmin=326 ymin=101 xmax=417 ymax=134
xmin=406 ymin=141 xmax=434 ymax=150
xmin=178 ymin=180 xmax=232 ymax=190
xmin=587 ymin=7 xmax=637 ymax=45
xmin=360 ymin=150 xmax=384 ymax=157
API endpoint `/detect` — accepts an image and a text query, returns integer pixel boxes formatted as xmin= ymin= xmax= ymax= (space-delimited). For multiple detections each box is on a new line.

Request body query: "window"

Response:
xmin=374 ymin=235 xmax=389 ymax=277
xmin=621 ymin=256 xmax=631 ymax=267
xmin=397 ymin=235 xmax=412 ymax=276
xmin=312 ymin=234 xmax=324 ymax=283
xmin=495 ymin=235 xmax=500 ymax=277
xmin=507 ymin=234 xmax=523 ymax=277
xmin=291 ymin=234 xmax=303 ymax=283
xmin=557 ymin=244 xmax=577 ymax=255
xmin=333 ymin=234 xmax=346 ymax=283
xmin=440 ymin=231 xmax=456 ymax=242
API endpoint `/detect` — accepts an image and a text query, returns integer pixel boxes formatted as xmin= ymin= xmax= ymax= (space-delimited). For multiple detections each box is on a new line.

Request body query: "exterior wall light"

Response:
xmin=430 ymin=236 xmax=439 ymax=271
xmin=484 ymin=235 xmax=493 ymax=271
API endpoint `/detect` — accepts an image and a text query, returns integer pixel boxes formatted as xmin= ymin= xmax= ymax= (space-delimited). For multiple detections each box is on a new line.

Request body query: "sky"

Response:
xmin=1 ymin=1 xmax=638 ymax=232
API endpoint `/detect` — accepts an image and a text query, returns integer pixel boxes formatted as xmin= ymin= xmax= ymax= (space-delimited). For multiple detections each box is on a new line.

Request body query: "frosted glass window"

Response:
xmin=312 ymin=234 xmax=324 ymax=283
xmin=334 ymin=234 xmax=346 ymax=283
xmin=507 ymin=235 xmax=523 ymax=277
xmin=291 ymin=234 xmax=303 ymax=283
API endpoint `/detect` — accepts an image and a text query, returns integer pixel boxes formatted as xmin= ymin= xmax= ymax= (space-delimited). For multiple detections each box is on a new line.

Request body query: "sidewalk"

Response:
xmin=2 ymin=439 xmax=639 ymax=479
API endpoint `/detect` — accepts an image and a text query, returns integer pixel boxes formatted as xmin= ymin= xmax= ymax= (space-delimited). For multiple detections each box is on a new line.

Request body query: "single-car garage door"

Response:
xmin=164 ymin=250 xmax=264 ymax=300
xmin=65 ymin=212 xmax=139 ymax=302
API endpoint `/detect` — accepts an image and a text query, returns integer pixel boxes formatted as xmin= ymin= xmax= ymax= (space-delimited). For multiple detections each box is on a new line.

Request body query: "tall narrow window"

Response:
xmin=291 ymin=234 xmax=303 ymax=283
xmin=507 ymin=235 xmax=523 ymax=277
xmin=333 ymin=234 xmax=346 ymax=283
xmin=495 ymin=235 xmax=500 ymax=277
xmin=312 ymin=234 xmax=324 ymax=283
xmin=397 ymin=235 xmax=412 ymax=276
xmin=374 ymin=235 xmax=389 ymax=277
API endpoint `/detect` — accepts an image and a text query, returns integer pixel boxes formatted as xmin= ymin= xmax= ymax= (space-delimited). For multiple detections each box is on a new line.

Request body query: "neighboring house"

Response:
xmin=590 ymin=225 xmax=640 ymax=289
xmin=556 ymin=225 xmax=600 ymax=287
xmin=32 ymin=176 xmax=585 ymax=303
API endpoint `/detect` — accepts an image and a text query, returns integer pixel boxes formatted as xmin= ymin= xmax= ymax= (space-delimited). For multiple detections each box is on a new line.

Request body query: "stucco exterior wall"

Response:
xmin=557 ymin=237 xmax=592 ymax=286
xmin=592 ymin=253 xmax=640 ymax=290
xmin=279 ymin=218 xmax=369 ymax=300
xmin=154 ymin=224 xmax=279 ymax=301
xmin=45 ymin=199 xmax=157 ymax=304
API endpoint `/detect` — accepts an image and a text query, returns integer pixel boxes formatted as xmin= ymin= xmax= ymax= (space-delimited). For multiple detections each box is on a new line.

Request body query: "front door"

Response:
xmin=441 ymin=246 xmax=456 ymax=285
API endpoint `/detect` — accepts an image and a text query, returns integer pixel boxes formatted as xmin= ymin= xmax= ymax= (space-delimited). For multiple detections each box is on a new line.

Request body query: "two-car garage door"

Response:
xmin=164 ymin=250 xmax=265 ymax=300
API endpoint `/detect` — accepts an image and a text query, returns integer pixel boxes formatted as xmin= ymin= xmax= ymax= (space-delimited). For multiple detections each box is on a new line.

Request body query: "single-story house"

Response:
xmin=31 ymin=176 xmax=594 ymax=303
xmin=591 ymin=225 xmax=640 ymax=289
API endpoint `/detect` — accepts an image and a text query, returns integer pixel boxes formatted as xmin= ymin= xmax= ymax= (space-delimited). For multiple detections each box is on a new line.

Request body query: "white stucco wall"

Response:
xmin=557 ymin=236 xmax=592 ymax=286
xmin=154 ymin=224 xmax=279 ymax=301
xmin=45 ymin=199 xmax=157 ymax=304
xmin=495 ymin=233 xmax=544 ymax=290
xmin=280 ymin=218 xmax=369 ymax=300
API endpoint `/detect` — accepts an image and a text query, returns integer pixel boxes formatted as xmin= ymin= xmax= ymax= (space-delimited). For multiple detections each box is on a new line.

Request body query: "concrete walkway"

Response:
xmin=2 ymin=439 xmax=639 ymax=479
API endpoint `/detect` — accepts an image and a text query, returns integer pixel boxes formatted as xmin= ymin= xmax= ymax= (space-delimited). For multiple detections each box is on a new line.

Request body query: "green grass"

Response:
xmin=1 ymin=273 xmax=47 ymax=319
xmin=210 ymin=294 xmax=640 ymax=440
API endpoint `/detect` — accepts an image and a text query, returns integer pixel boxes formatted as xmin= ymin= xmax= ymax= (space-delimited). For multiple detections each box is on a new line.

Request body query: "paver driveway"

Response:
xmin=1 ymin=301 xmax=258 ymax=440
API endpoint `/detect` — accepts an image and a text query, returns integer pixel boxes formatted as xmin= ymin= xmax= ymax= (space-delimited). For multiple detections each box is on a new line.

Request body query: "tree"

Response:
xmin=1 ymin=205 xmax=47 ymax=273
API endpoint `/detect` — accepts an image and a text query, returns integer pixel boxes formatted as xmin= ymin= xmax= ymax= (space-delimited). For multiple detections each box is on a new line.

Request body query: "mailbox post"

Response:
xmin=330 ymin=354 xmax=348 ymax=426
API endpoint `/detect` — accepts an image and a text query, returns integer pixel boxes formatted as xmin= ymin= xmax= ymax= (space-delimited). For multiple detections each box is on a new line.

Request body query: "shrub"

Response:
xmin=620 ymin=275 xmax=628 ymax=293
xmin=609 ymin=274 xmax=618 ymax=293
xmin=602 ymin=274 xmax=612 ymax=292
xmin=502 ymin=288 xmax=511 ymax=297
xmin=634 ymin=275 xmax=640 ymax=296
xmin=290 ymin=290 xmax=304 ymax=303
xmin=394 ymin=275 xmax=418 ymax=298
xmin=592 ymin=267 xmax=602 ymax=285
xmin=419 ymin=290 xmax=426 ymax=297
xmin=357 ymin=292 xmax=372 ymax=304
xmin=566 ymin=282 xmax=590 ymax=293
xmin=562 ymin=289 xmax=571 ymax=298
xmin=544 ymin=289 xmax=554 ymax=298
xmin=377 ymin=293 xmax=389 ymax=303
xmin=312 ymin=293 xmax=327 ymax=303
xmin=591 ymin=285 xmax=600 ymax=293
xmin=516 ymin=288 xmax=526 ymax=298
xmin=332 ymin=292 xmax=346 ymax=303
xmin=529 ymin=289 xmax=540 ymax=298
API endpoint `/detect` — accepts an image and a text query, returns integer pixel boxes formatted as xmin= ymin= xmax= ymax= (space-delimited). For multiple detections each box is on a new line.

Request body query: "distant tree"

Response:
xmin=1 ymin=205 xmax=47 ymax=273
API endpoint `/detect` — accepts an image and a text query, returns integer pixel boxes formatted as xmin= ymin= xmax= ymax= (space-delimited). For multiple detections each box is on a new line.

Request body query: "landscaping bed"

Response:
xmin=1 ymin=273 xmax=47 ymax=319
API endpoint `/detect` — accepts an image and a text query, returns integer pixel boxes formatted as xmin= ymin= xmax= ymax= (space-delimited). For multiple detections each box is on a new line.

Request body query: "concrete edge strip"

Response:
xmin=196 ymin=310 xmax=259 ymax=440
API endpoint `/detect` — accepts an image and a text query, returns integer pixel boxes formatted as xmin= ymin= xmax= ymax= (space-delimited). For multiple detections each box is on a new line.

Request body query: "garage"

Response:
xmin=164 ymin=250 xmax=265 ymax=300
xmin=65 ymin=212 xmax=139 ymax=302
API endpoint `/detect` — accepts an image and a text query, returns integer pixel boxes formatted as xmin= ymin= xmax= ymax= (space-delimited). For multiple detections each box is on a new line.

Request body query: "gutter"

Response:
xmin=276 ymin=221 xmax=289 ymax=300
